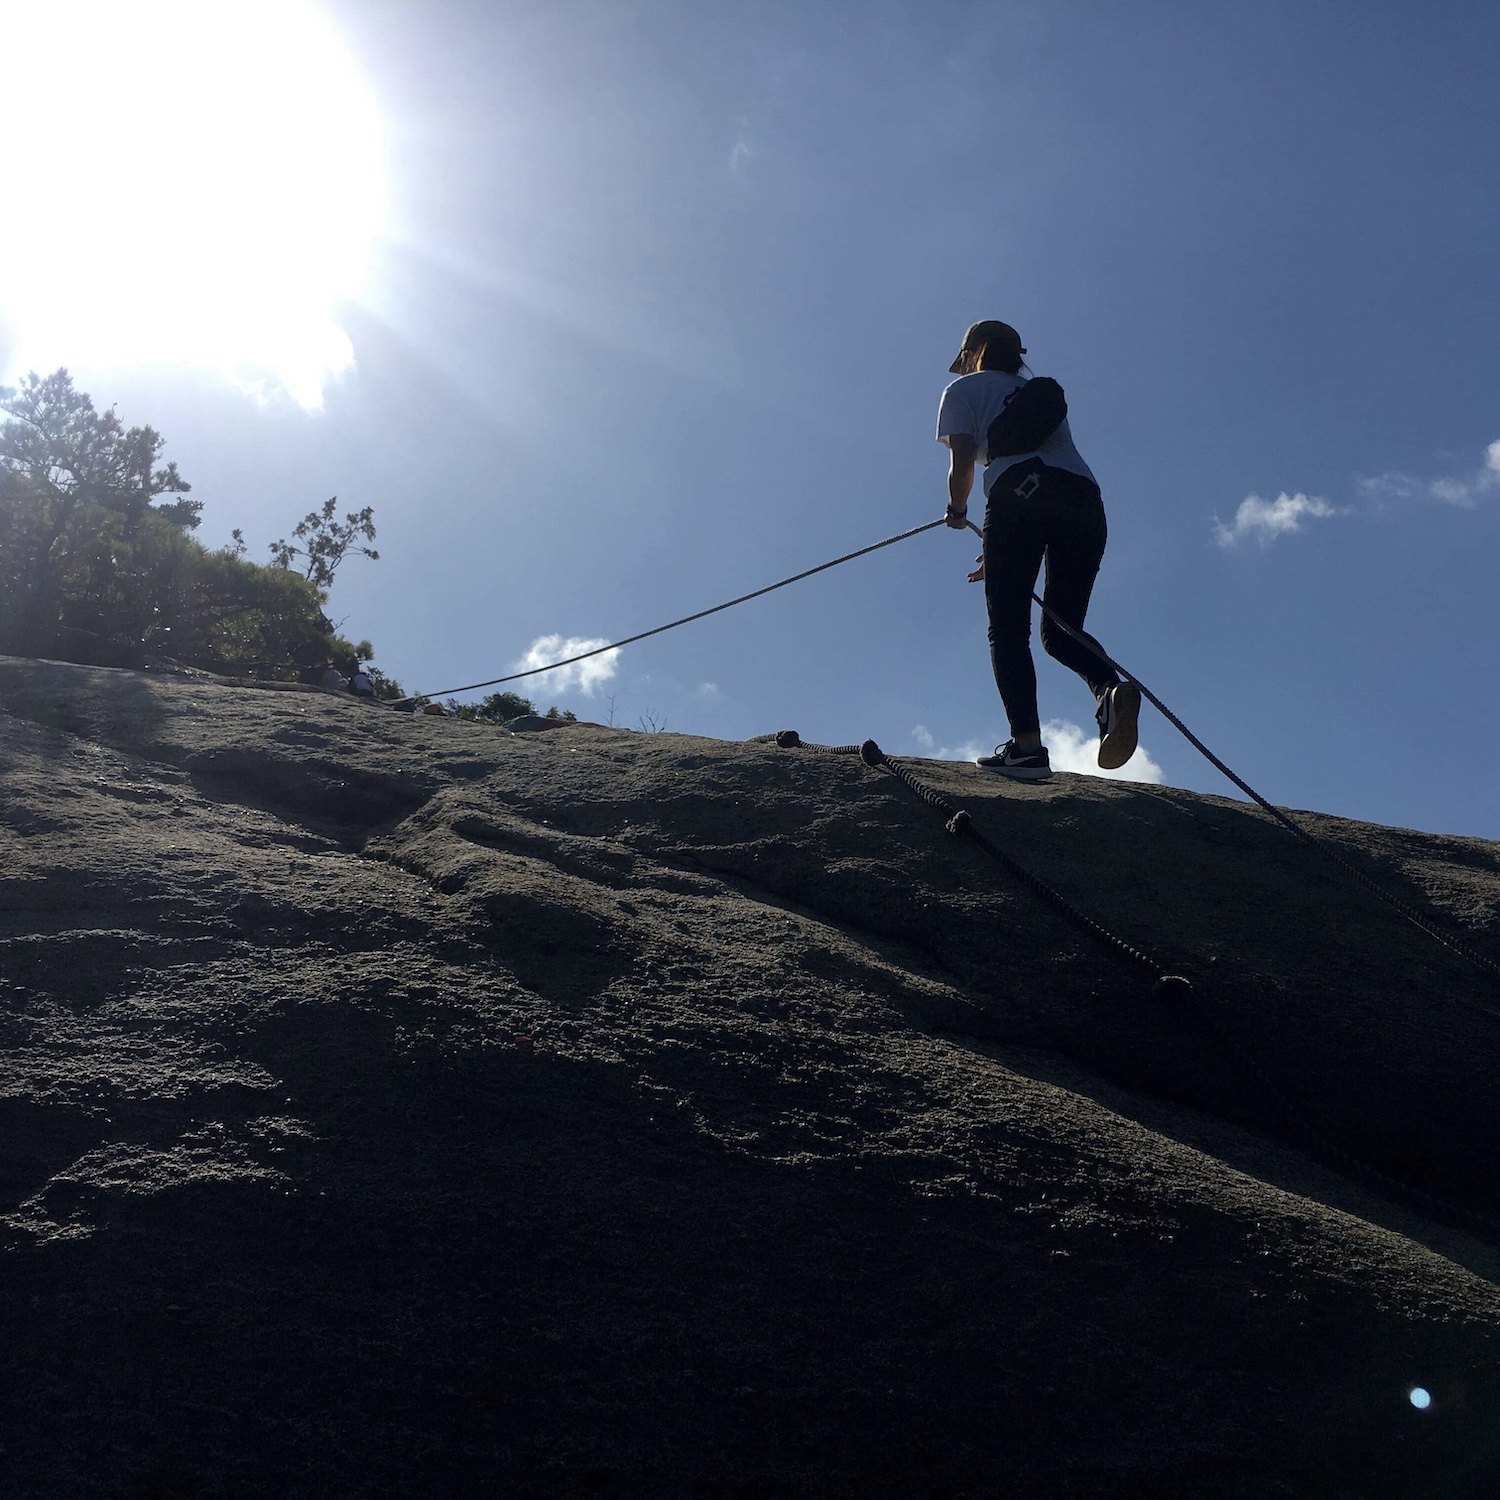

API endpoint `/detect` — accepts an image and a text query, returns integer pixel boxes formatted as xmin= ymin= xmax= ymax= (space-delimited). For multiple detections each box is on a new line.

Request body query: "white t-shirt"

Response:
xmin=935 ymin=370 xmax=1097 ymax=496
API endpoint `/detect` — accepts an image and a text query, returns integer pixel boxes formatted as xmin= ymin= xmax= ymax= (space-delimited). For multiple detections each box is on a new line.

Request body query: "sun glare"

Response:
xmin=0 ymin=0 xmax=385 ymax=408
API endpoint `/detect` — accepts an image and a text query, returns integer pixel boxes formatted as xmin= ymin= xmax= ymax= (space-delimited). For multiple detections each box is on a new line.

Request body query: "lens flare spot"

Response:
xmin=1409 ymin=1387 xmax=1432 ymax=1410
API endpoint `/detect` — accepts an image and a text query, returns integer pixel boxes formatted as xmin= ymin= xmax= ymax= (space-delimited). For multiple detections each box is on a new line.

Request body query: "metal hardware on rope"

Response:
xmin=396 ymin=516 xmax=950 ymax=706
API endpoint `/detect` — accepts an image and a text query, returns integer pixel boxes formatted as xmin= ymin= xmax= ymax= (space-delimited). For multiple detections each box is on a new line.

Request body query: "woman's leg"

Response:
xmin=1036 ymin=477 xmax=1117 ymax=699
xmin=983 ymin=473 xmax=1049 ymax=740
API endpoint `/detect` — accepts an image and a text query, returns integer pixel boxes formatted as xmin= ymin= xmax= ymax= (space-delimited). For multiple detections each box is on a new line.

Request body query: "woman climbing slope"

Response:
xmin=937 ymin=319 xmax=1139 ymax=779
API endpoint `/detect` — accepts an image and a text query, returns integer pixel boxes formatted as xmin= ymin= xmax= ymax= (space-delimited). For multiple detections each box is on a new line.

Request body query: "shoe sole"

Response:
xmin=976 ymin=761 xmax=1052 ymax=780
xmin=1096 ymin=682 xmax=1141 ymax=770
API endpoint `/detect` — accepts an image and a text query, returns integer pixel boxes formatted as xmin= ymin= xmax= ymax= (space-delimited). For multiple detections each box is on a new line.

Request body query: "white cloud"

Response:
xmin=1358 ymin=439 xmax=1500 ymax=510
xmin=1357 ymin=471 xmax=1421 ymax=501
xmin=1213 ymin=492 xmax=1339 ymax=548
xmin=911 ymin=725 xmax=988 ymax=762
xmin=1429 ymin=477 xmax=1477 ymax=507
xmin=946 ymin=741 xmax=991 ymax=762
xmin=513 ymin=634 xmax=619 ymax=696
xmin=1041 ymin=719 xmax=1165 ymax=784
xmin=1428 ymin=442 xmax=1500 ymax=508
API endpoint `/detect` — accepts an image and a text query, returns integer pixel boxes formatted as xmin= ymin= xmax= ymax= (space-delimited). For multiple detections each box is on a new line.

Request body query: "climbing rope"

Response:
xmin=395 ymin=517 xmax=948 ymax=706
xmin=401 ymin=506 xmax=1497 ymax=998
xmin=766 ymin=729 xmax=1191 ymax=1001
xmin=767 ymin=727 xmax=1499 ymax=1238
xmin=1174 ymin=974 xmax=1500 ymax=1236
xmin=953 ymin=518 xmax=1500 ymax=1001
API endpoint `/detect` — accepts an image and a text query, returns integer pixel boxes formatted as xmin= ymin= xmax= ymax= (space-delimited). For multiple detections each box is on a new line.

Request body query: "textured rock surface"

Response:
xmin=2 ymin=655 xmax=1500 ymax=1497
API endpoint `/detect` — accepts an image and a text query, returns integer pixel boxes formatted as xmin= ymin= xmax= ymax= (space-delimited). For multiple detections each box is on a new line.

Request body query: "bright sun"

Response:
xmin=0 ymin=0 xmax=385 ymax=409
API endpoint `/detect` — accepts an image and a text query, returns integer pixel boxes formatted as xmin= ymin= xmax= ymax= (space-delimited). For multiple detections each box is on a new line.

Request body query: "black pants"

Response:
xmin=983 ymin=460 xmax=1118 ymax=738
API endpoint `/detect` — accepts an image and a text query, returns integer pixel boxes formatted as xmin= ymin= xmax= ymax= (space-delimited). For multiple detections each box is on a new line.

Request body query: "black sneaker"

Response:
xmin=1096 ymin=681 xmax=1141 ymax=770
xmin=976 ymin=741 xmax=1051 ymax=779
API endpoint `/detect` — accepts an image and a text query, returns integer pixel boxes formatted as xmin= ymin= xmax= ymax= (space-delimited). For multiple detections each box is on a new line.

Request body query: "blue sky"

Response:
xmin=3 ymin=0 xmax=1497 ymax=837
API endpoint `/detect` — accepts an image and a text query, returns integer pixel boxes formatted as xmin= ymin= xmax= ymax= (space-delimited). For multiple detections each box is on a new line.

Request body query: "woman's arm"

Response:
xmin=945 ymin=433 xmax=977 ymax=526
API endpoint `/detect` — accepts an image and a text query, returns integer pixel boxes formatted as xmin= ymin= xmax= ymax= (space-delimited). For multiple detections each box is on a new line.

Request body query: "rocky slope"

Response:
xmin=2 ymin=655 xmax=1500 ymax=1498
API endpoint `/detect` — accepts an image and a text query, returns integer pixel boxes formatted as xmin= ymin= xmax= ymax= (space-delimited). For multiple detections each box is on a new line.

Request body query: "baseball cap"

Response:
xmin=949 ymin=320 xmax=1026 ymax=374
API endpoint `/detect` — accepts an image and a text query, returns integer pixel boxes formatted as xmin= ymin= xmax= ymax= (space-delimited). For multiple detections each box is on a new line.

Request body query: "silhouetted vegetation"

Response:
xmin=445 ymin=690 xmax=578 ymax=723
xmin=0 ymin=369 xmax=391 ymax=684
xmin=269 ymin=497 xmax=379 ymax=590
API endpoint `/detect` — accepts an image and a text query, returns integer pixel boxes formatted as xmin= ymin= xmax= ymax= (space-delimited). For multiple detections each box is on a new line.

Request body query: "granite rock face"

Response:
xmin=2 ymin=656 xmax=1499 ymax=1498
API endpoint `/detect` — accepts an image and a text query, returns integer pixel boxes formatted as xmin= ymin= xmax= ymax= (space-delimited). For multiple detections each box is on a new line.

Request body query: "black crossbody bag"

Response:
xmin=986 ymin=376 xmax=1067 ymax=458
